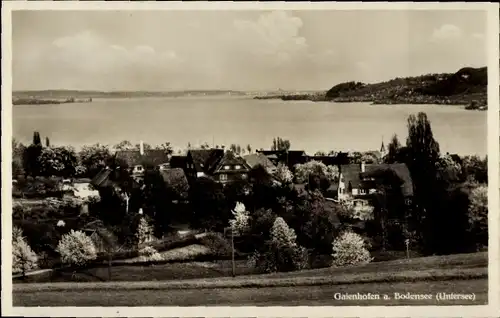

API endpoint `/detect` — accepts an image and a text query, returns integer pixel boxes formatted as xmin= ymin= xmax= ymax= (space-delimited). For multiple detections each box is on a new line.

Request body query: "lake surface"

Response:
xmin=12 ymin=96 xmax=487 ymax=156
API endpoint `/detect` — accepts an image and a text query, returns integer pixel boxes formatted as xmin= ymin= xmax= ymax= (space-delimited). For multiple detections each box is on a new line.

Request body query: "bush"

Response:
xmin=229 ymin=202 xmax=250 ymax=236
xmin=56 ymin=230 xmax=97 ymax=267
xmin=332 ymin=231 xmax=372 ymax=267
xmin=136 ymin=217 xmax=155 ymax=247
xmin=468 ymin=184 xmax=488 ymax=248
xmin=12 ymin=227 xmax=38 ymax=275
xmin=199 ymin=232 xmax=232 ymax=257
xmin=138 ymin=246 xmax=163 ymax=262
xmin=249 ymin=217 xmax=309 ymax=273
xmin=271 ymin=217 xmax=297 ymax=248
xmin=248 ymin=240 xmax=308 ymax=273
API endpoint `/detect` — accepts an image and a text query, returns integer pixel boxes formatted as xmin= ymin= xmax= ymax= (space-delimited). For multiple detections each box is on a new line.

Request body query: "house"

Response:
xmin=336 ymin=161 xmax=413 ymax=205
xmin=185 ymin=148 xmax=225 ymax=179
xmin=115 ymin=142 xmax=171 ymax=179
xmin=169 ymin=155 xmax=188 ymax=170
xmin=212 ymin=153 xmax=252 ymax=184
xmin=256 ymin=150 xmax=307 ymax=168
xmin=243 ymin=153 xmax=277 ymax=174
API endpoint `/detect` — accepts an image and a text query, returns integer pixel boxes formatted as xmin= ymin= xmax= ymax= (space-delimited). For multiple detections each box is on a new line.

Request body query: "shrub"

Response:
xmin=229 ymin=202 xmax=250 ymax=236
xmin=138 ymin=246 xmax=163 ymax=262
xmin=468 ymin=184 xmax=488 ymax=248
xmin=249 ymin=217 xmax=309 ymax=273
xmin=136 ymin=217 xmax=155 ymax=247
xmin=199 ymin=232 xmax=232 ymax=258
xmin=271 ymin=217 xmax=297 ymax=248
xmin=274 ymin=163 xmax=294 ymax=184
xmin=331 ymin=231 xmax=372 ymax=267
xmin=12 ymin=227 xmax=38 ymax=275
xmin=56 ymin=230 xmax=97 ymax=266
xmin=248 ymin=240 xmax=308 ymax=273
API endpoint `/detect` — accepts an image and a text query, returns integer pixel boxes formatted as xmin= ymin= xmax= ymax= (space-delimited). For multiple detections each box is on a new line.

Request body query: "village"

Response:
xmin=11 ymin=111 xmax=488 ymax=302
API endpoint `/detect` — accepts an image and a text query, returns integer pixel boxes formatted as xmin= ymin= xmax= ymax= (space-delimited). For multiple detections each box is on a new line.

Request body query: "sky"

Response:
xmin=12 ymin=10 xmax=487 ymax=91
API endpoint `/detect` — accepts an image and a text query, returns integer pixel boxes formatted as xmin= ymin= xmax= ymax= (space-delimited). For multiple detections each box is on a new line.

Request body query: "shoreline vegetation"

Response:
xmin=255 ymin=66 xmax=488 ymax=111
xmin=13 ymin=97 xmax=93 ymax=106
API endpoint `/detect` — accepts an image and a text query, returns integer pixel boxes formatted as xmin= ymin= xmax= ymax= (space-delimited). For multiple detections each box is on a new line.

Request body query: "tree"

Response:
xmin=45 ymin=137 xmax=50 ymax=147
xmin=468 ymin=184 xmax=488 ymax=249
xmin=136 ymin=217 xmax=155 ymax=247
xmin=155 ymin=142 xmax=174 ymax=156
xmin=248 ymin=216 xmax=308 ymax=273
xmin=294 ymin=190 xmax=340 ymax=262
xmin=246 ymin=144 xmax=252 ymax=154
xmin=189 ymin=177 xmax=229 ymax=230
xmin=384 ymin=134 xmax=402 ymax=163
xmin=33 ymin=132 xmax=42 ymax=146
xmin=113 ymin=140 xmax=134 ymax=151
xmin=23 ymin=132 xmax=43 ymax=177
xmin=83 ymin=219 xmax=119 ymax=280
xmin=79 ymin=144 xmax=112 ymax=178
xmin=12 ymin=138 xmax=26 ymax=177
xmin=56 ymin=230 xmax=97 ymax=266
xmin=332 ymin=231 xmax=372 ymax=267
xmin=405 ymin=112 xmax=441 ymax=254
xmin=314 ymin=151 xmax=326 ymax=156
xmin=12 ymin=226 xmax=38 ymax=277
xmin=229 ymin=202 xmax=250 ymax=236
xmin=365 ymin=168 xmax=406 ymax=250
xmin=271 ymin=137 xmax=291 ymax=151
xmin=274 ymin=163 xmax=293 ymax=184
xmin=461 ymin=155 xmax=487 ymax=184
xmin=38 ymin=146 xmax=79 ymax=177
xmin=135 ymin=142 xmax=152 ymax=151
xmin=294 ymin=160 xmax=339 ymax=190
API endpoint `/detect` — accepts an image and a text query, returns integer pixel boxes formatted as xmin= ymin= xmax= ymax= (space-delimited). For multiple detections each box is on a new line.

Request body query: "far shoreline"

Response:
xmin=253 ymin=94 xmax=487 ymax=111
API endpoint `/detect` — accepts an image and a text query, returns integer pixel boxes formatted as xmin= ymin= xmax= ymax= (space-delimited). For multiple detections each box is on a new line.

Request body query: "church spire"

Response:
xmin=380 ymin=136 xmax=386 ymax=157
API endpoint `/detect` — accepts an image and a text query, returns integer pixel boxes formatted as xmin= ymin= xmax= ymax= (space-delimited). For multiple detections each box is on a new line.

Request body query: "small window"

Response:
xmin=241 ymin=173 xmax=247 ymax=179
xmin=359 ymin=188 xmax=366 ymax=194
xmin=235 ymin=165 xmax=241 ymax=170
xmin=220 ymin=174 xmax=228 ymax=181
xmin=224 ymin=165 xmax=231 ymax=170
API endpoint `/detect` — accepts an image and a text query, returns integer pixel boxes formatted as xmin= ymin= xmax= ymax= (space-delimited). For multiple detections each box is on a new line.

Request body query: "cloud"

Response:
xmin=430 ymin=24 xmax=462 ymax=42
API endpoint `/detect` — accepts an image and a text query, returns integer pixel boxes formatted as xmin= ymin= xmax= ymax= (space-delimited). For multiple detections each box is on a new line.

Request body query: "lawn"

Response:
xmin=13 ymin=252 xmax=488 ymax=306
xmin=13 ymin=251 xmax=487 ymax=284
xmin=14 ymin=279 xmax=487 ymax=306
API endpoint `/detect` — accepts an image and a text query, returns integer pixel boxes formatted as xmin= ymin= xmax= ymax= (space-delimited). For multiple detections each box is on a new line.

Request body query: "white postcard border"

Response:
xmin=2 ymin=1 xmax=499 ymax=317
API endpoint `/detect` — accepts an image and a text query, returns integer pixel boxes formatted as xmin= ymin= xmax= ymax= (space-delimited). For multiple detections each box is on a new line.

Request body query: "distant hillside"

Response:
xmin=324 ymin=66 xmax=487 ymax=107
xmin=255 ymin=66 xmax=488 ymax=110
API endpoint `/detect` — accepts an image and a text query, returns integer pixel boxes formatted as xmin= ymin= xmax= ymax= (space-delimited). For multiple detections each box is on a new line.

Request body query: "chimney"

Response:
xmin=140 ymin=140 xmax=144 ymax=155
xmin=360 ymin=161 xmax=365 ymax=173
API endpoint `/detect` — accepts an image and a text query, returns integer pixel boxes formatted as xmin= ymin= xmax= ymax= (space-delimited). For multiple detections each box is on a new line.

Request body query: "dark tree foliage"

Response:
xmin=23 ymin=132 xmax=43 ymax=177
xmin=188 ymin=177 xmax=230 ymax=231
xmin=271 ymin=137 xmax=291 ymax=151
xmin=405 ymin=112 xmax=443 ymax=254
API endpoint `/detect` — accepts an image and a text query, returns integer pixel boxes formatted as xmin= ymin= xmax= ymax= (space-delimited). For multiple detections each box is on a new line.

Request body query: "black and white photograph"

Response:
xmin=2 ymin=1 xmax=498 ymax=316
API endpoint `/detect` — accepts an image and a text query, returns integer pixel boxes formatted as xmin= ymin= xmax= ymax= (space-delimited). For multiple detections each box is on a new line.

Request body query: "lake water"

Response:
xmin=13 ymin=96 xmax=487 ymax=156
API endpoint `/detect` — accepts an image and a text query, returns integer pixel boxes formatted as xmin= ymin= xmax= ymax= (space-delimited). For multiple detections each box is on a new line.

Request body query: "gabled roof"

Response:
xmin=188 ymin=149 xmax=225 ymax=173
xmin=169 ymin=155 xmax=187 ymax=169
xmin=115 ymin=150 xmax=170 ymax=168
xmin=214 ymin=153 xmax=251 ymax=173
xmin=90 ymin=168 xmax=113 ymax=188
xmin=340 ymin=163 xmax=414 ymax=196
xmin=363 ymin=163 xmax=413 ymax=196
xmin=243 ymin=153 xmax=277 ymax=170
xmin=115 ymin=150 xmax=142 ymax=167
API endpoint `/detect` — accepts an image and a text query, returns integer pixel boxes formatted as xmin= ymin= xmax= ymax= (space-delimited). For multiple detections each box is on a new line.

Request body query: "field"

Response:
xmin=13 ymin=252 xmax=487 ymax=306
